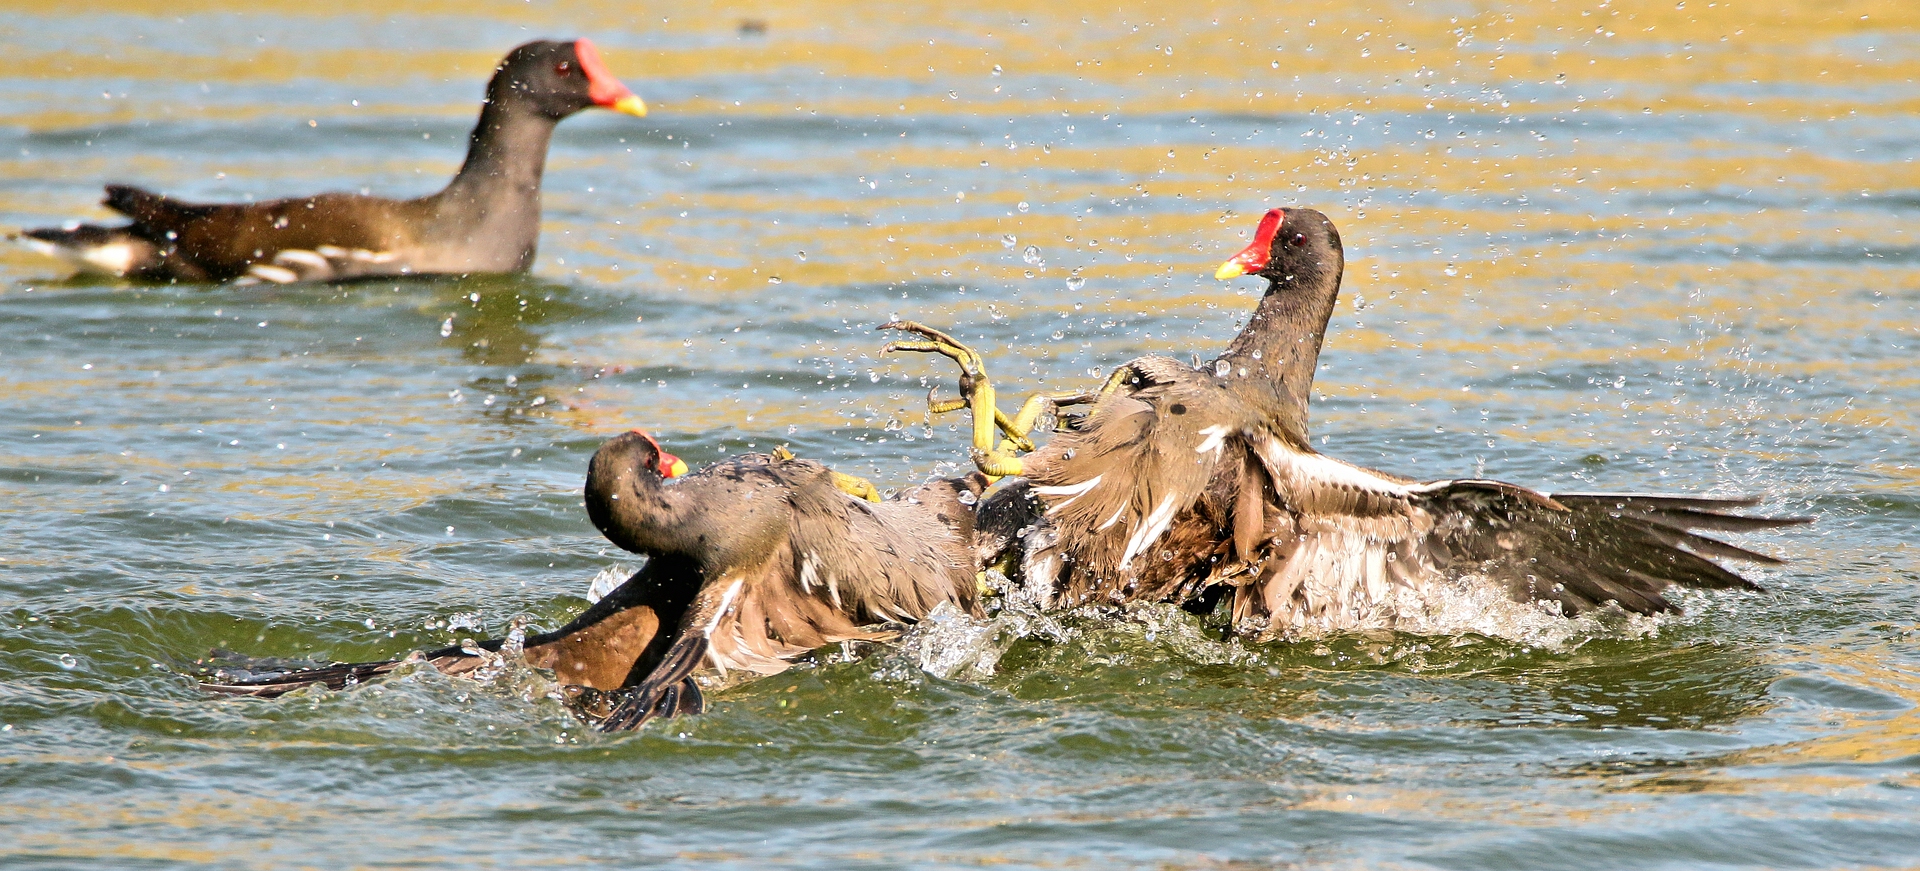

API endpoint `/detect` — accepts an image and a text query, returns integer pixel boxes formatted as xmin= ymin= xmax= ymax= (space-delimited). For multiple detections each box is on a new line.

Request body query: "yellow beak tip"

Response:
xmin=1214 ymin=262 xmax=1247 ymax=280
xmin=667 ymin=458 xmax=688 ymax=478
xmin=612 ymin=95 xmax=648 ymax=117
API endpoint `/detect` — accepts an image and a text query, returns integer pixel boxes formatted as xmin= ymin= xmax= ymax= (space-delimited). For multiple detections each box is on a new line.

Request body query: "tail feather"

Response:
xmin=13 ymin=224 xmax=160 ymax=277
xmin=102 ymin=183 xmax=194 ymax=226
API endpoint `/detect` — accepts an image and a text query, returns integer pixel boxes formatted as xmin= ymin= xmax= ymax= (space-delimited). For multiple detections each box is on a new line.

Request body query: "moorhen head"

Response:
xmin=489 ymin=39 xmax=647 ymax=121
xmin=1214 ymin=206 xmax=1343 ymax=289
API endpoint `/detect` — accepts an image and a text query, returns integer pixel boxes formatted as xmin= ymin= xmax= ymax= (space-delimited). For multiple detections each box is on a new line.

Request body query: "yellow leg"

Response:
xmin=880 ymin=320 xmax=1026 ymax=478
xmin=879 ymin=324 xmax=1140 ymax=481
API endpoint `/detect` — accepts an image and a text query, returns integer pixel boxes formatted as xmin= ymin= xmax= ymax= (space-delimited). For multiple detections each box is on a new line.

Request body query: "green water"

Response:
xmin=2 ymin=2 xmax=1917 ymax=868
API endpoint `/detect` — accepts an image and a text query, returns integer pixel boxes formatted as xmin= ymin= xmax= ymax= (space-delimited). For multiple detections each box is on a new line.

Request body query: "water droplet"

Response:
xmin=1066 ymin=276 xmax=1086 ymax=291
xmin=957 ymin=490 xmax=978 ymax=506
xmin=58 ymin=654 xmax=77 ymax=669
xmin=1021 ymin=245 xmax=1042 ymax=265
xmin=1214 ymin=359 xmax=1231 ymax=377
xmin=796 ymin=250 xmax=807 ymax=261
xmin=1017 ymin=201 xmax=1030 ymax=212
xmin=439 ymin=317 xmax=454 ymax=337
xmin=768 ymin=276 xmax=782 ymax=284
xmin=991 ymin=65 xmax=1003 ymax=77
xmin=1001 ymin=234 xmax=1017 ymax=248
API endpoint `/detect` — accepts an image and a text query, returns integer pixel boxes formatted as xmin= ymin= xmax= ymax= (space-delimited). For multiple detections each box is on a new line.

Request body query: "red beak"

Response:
xmin=574 ymin=38 xmax=647 ymax=117
xmin=1215 ymin=208 xmax=1286 ymax=280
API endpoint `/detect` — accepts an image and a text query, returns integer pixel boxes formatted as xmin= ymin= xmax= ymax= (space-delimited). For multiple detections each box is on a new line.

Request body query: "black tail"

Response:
xmin=13 ymin=223 xmax=161 ymax=277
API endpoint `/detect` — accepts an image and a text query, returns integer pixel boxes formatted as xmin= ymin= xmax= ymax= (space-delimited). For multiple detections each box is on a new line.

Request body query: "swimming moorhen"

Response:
xmin=203 ymin=432 xmax=988 ymax=732
xmin=15 ymin=39 xmax=646 ymax=284
xmin=884 ymin=207 xmax=1809 ymax=637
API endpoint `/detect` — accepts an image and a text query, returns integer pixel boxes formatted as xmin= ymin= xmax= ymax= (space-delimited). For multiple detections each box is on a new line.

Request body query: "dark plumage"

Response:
xmin=203 ymin=432 xmax=988 ymax=732
xmin=907 ymin=207 xmax=1808 ymax=638
xmin=16 ymin=39 xmax=646 ymax=284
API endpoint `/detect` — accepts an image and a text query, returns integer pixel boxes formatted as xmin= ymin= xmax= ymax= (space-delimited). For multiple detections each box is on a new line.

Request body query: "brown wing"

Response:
xmin=1240 ymin=432 xmax=1804 ymax=633
xmin=107 ymin=184 xmax=422 ymax=279
xmin=1424 ymin=488 xmax=1810 ymax=615
xmin=1019 ymin=359 xmax=1263 ymax=605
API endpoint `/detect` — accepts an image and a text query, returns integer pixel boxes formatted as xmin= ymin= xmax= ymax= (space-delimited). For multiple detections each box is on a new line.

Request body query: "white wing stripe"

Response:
xmin=1194 ymin=425 xmax=1231 ymax=456
xmin=1119 ymin=494 xmax=1181 ymax=571
xmin=1034 ymin=475 xmax=1103 ymax=513
xmin=1252 ymin=437 xmax=1414 ymax=499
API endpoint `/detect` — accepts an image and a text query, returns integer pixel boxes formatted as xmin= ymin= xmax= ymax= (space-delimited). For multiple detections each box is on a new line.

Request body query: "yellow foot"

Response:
xmin=832 ymin=471 xmax=884 ymax=503
xmin=775 ymin=445 xmax=882 ymax=502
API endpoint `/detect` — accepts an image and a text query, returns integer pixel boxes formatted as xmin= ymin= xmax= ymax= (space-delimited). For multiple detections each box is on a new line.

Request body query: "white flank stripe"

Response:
xmin=1034 ymin=475 xmax=1102 ymax=513
xmin=799 ymin=554 xmax=820 ymax=592
xmin=247 ymin=264 xmax=300 ymax=284
xmin=274 ymin=249 xmax=329 ymax=269
xmin=1097 ymin=503 xmax=1128 ymax=531
xmin=1194 ymin=425 xmax=1231 ymax=456
xmin=702 ymin=578 xmax=745 ymax=636
xmin=1119 ymin=493 xmax=1181 ymax=571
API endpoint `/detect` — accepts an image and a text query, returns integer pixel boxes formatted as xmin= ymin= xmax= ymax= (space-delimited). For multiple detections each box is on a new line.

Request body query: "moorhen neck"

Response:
xmin=1211 ymin=207 xmax=1345 ymax=440
xmin=203 ymin=432 xmax=988 ymax=733
xmin=15 ymin=39 xmax=646 ymax=284
xmin=888 ymin=207 xmax=1808 ymax=637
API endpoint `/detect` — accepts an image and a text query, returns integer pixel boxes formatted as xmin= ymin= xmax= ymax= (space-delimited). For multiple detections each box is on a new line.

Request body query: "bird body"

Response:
xmin=202 ymin=433 xmax=986 ymax=732
xmin=16 ymin=39 xmax=645 ymax=284
xmin=898 ymin=207 xmax=1806 ymax=638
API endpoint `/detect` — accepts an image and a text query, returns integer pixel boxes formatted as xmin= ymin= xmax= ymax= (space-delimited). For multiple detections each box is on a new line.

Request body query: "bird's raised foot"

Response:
xmin=878 ymin=320 xmax=984 ymax=378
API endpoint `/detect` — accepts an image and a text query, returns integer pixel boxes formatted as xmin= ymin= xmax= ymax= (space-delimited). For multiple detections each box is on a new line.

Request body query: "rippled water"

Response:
xmin=2 ymin=2 xmax=1917 ymax=868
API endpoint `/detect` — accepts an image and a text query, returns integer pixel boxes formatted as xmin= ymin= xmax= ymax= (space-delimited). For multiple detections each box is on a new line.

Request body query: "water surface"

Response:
xmin=1 ymin=2 xmax=1917 ymax=868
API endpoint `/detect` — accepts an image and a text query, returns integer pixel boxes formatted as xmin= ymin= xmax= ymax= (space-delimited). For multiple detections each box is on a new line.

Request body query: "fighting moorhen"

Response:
xmin=16 ymin=39 xmax=645 ymax=284
xmin=884 ymin=207 xmax=1808 ymax=637
xmin=203 ymin=432 xmax=988 ymax=732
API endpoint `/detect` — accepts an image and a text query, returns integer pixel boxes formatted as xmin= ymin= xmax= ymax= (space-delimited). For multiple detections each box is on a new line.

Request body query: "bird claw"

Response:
xmin=878 ymin=320 xmax=986 ymax=378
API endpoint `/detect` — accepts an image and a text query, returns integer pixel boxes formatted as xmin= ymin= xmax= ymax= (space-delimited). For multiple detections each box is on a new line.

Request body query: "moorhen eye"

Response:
xmin=555 ymin=61 xmax=573 ymax=76
xmin=1290 ymin=233 xmax=1307 ymax=247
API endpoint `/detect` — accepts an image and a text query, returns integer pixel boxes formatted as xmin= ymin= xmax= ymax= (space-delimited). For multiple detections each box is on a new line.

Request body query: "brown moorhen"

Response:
xmin=203 ymin=432 xmax=988 ymax=732
xmin=15 ymin=39 xmax=646 ymax=284
xmin=884 ymin=207 xmax=1809 ymax=638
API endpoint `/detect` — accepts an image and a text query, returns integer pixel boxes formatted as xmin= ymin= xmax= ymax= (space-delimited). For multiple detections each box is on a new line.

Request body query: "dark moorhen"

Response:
xmin=16 ymin=39 xmax=645 ymax=284
xmin=884 ymin=207 xmax=1809 ymax=638
xmin=203 ymin=432 xmax=988 ymax=732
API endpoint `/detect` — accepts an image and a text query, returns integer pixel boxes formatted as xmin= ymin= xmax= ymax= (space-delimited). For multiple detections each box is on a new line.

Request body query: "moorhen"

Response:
xmin=16 ymin=39 xmax=646 ymax=284
xmin=203 ymin=432 xmax=988 ymax=732
xmin=883 ymin=207 xmax=1808 ymax=637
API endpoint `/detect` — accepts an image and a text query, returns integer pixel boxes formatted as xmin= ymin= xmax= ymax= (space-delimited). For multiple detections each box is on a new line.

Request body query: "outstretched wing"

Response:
xmin=1242 ymin=430 xmax=1806 ymax=631
xmin=1426 ymin=489 xmax=1810 ymax=615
